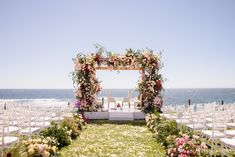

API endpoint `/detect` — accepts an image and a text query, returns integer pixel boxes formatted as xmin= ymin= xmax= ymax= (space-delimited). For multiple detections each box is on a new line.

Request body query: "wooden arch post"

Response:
xmin=140 ymin=69 xmax=145 ymax=107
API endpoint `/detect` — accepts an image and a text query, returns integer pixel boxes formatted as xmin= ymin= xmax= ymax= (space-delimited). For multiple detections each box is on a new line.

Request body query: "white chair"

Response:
xmin=220 ymin=138 xmax=235 ymax=156
xmin=107 ymin=90 xmax=116 ymax=109
xmin=134 ymin=94 xmax=143 ymax=110
xmin=224 ymin=111 xmax=235 ymax=137
xmin=61 ymin=105 xmax=73 ymax=118
xmin=19 ymin=110 xmax=40 ymax=136
xmin=175 ymin=113 xmax=191 ymax=125
xmin=186 ymin=111 xmax=205 ymax=130
xmin=0 ymin=111 xmax=19 ymax=156
xmin=51 ymin=106 xmax=65 ymax=121
xmin=201 ymin=111 xmax=227 ymax=151
xmin=30 ymin=108 xmax=51 ymax=129
xmin=122 ymin=98 xmax=130 ymax=108
xmin=227 ymin=111 xmax=235 ymax=129
xmin=0 ymin=110 xmax=20 ymax=135
xmin=161 ymin=105 xmax=182 ymax=120
xmin=176 ymin=104 xmax=196 ymax=124
xmin=108 ymin=97 xmax=116 ymax=109
xmin=122 ymin=91 xmax=131 ymax=108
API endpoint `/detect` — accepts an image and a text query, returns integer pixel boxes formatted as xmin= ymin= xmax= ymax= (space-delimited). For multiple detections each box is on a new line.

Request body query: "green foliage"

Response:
xmin=74 ymin=114 xmax=87 ymax=130
xmin=155 ymin=120 xmax=179 ymax=147
xmin=165 ymin=135 xmax=178 ymax=149
xmin=94 ymin=43 xmax=105 ymax=56
xmin=146 ymin=112 xmax=161 ymax=131
xmin=146 ymin=114 xmax=211 ymax=156
xmin=61 ymin=114 xmax=86 ymax=139
xmin=61 ymin=117 xmax=80 ymax=140
xmin=146 ymin=112 xmax=179 ymax=147
xmin=229 ymin=150 xmax=235 ymax=157
xmin=40 ymin=122 xmax=71 ymax=149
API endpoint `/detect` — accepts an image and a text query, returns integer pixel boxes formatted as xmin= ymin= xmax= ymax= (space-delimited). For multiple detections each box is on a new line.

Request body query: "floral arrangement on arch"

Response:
xmin=72 ymin=45 xmax=163 ymax=112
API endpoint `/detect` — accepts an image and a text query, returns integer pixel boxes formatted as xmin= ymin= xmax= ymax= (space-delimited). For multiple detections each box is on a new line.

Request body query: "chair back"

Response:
xmin=108 ymin=97 xmax=116 ymax=103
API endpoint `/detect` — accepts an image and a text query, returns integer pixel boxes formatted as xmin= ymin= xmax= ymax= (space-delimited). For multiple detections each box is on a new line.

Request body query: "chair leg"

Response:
xmin=220 ymin=141 xmax=226 ymax=157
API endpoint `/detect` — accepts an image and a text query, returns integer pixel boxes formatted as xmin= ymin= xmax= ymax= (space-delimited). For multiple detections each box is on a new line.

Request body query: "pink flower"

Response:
xmin=168 ymin=148 xmax=177 ymax=156
xmin=75 ymin=62 xmax=81 ymax=70
xmin=187 ymin=141 xmax=194 ymax=146
xmin=176 ymin=138 xmax=185 ymax=146
xmin=168 ymin=133 xmax=209 ymax=157
xmin=38 ymin=144 xmax=44 ymax=152
xmin=182 ymin=134 xmax=189 ymax=141
xmin=167 ymin=148 xmax=172 ymax=154
xmin=179 ymin=154 xmax=188 ymax=157
xmin=75 ymin=100 xmax=81 ymax=108
xmin=200 ymin=142 xmax=208 ymax=149
xmin=178 ymin=146 xmax=184 ymax=153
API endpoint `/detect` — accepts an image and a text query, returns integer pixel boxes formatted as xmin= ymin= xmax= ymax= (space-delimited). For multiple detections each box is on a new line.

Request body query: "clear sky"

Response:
xmin=1 ymin=0 xmax=235 ymax=89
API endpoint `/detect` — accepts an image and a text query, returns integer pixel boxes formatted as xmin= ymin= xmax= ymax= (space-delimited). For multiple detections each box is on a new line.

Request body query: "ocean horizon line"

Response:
xmin=0 ymin=88 xmax=235 ymax=90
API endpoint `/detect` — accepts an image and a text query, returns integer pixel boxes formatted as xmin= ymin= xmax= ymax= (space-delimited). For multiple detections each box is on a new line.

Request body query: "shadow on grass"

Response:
xmin=89 ymin=120 xmax=146 ymax=126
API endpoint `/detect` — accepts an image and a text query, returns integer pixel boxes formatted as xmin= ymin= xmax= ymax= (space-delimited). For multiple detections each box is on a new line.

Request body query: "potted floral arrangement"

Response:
xmin=19 ymin=137 xmax=57 ymax=157
xmin=167 ymin=134 xmax=209 ymax=157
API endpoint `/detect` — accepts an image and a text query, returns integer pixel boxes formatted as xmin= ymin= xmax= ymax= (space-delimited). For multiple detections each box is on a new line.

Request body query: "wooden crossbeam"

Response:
xmin=96 ymin=67 xmax=143 ymax=70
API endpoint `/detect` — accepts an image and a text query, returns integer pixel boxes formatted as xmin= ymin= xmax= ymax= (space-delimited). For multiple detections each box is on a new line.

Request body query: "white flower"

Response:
xmin=75 ymin=62 xmax=81 ymax=70
xmin=37 ymin=138 xmax=42 ymax=143
xmin=44 ymin=151 xmax=50 ymax=157
xmin=149 ymin=87 xmax=155 ymax=92
xmin=76 ymin=90 xmax=82 ymax=97
xmin=28 ymin=147 xmax=35 ymax=155
xmin=43 ymin=144 xmax=49 ymax=150
xmin=52 ymin=146 xmax=57 ymax=153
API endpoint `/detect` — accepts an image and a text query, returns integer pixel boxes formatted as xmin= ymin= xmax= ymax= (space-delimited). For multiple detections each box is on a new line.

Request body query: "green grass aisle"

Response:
xmin=59 ymin=120 xmax=165 ymax=157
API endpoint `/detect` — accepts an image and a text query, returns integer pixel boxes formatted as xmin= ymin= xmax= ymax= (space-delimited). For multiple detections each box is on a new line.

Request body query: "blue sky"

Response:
xmin=0 ymin=0 xmax=235 ymax=89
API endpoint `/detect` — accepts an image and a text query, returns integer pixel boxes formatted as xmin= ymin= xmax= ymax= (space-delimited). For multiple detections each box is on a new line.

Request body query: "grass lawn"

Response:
xmin=59 ymin=120 xmax=165 ymax=157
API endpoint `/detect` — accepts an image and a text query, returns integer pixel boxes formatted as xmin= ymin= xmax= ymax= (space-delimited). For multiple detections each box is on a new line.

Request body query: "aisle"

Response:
xmin=59 ymin=120 xmax=165 ymax=157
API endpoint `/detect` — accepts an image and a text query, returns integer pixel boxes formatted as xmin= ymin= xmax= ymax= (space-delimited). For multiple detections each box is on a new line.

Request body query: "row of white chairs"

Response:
xmin=0 ymin=102 xmax=73 ymax=155
xmin=162 ymin=103 xmax=235 ymax=156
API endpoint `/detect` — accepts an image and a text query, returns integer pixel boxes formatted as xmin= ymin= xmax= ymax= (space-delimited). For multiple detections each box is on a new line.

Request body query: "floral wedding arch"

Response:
xmin=72 ymin=45 xmax=163 ymax=113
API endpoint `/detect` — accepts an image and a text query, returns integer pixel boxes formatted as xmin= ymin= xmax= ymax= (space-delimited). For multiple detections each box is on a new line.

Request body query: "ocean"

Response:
xmin=0 ymin=89 xmax=235 ymax=106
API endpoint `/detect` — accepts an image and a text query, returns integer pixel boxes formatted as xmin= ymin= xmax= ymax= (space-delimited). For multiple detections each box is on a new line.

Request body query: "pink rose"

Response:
xmin=187 ymin=141 xmax=194 ymax=146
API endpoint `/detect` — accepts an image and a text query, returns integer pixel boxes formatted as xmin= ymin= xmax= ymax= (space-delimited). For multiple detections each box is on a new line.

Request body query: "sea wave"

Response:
xmin=0 ymin=98 xmax=73 ymax=106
